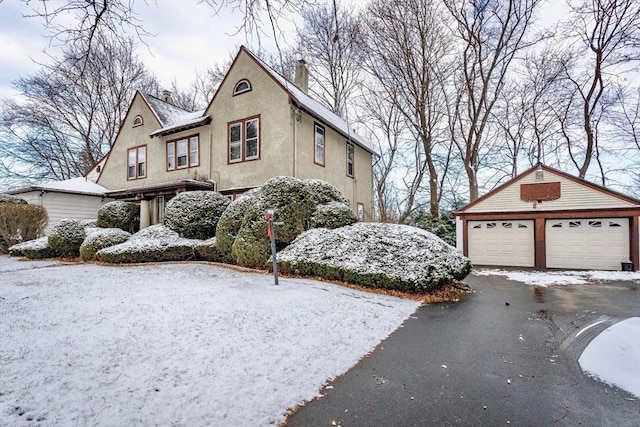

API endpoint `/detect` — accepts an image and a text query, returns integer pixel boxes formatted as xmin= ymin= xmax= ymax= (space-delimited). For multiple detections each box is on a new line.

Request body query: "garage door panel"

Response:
xmin=468 ymin=220 xmax=534 ymax=267
xmin=546 ymin=218 xmax=629 ymax=270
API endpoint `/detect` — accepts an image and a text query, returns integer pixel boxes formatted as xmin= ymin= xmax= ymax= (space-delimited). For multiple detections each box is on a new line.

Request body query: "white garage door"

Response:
xmin=546 ymin=218 xmax=629 ymax=270
xmin=468 ymin=220 xmax=535 ymax=267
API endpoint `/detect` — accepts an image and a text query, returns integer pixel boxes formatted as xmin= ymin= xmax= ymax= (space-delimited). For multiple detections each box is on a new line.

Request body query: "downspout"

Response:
xmin=292 ymin=105 xmax=301 ymax=178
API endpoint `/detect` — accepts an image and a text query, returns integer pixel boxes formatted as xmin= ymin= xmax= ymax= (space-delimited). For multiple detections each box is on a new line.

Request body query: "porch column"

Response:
xmin=140 ymin=199 xmax=151 ymax=229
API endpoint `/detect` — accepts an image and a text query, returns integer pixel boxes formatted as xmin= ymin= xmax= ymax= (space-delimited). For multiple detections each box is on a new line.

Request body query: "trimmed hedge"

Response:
xmin=304 ymin=179 xmax=349 ymax=204
xmin=48 ymin=219 xmax=86 ymax=258
xmin=194 ymin=237 xmax=222 ymax=262
xmin=215 ymin=189 xmax=260 ymax=263
xmin=309 ymin=202 xmax=359 ymax=229
xmin=80 ymin=228 xmax=131 ymax=261
xmin=277 ymin=223 xmax=472 ymax=293
xmin=96 ymin=201 xmax=140 ymax=233
xmin=164 ymin=191 xmax=230 ymax=240
xmin=9 ymin=236 xmax=57 ymax=259
xmin=96 ymin=224 xmax=198 ymax=264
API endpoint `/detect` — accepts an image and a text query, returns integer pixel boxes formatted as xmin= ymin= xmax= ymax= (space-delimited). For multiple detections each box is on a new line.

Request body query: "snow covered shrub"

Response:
xmin=0 ymin=203 xmax=48 ymax=253
xmin=194 ymin=237 xmax=222 ymax=262
xmin=47 ymin=219 xmax=86 ymax=258
xmin=9 ymin=236 xmax=57 ymax=259
xmin=0 ymin=194 xmax=27 ymax=204
xmin=96 ymin=224 xmax=198 ymax=264
xmin=215 ymin=189 xmax=260 ymax=263
xmin=81 ymin=219 xmax=97 ymax=228
xmin=96 ymin=201 xmax=140 ymax=233
xmin=164 ymin=191 xmax=231 ymax=240
xmin=79 ymin=228 xmax=131 ymax=261
xmin=231 ymin=177 xmax=317 ymax=268
xmin=309 ymin=202 xmax=359 ymax=229
xmin=304 ymin=179 xmax=348 ymax=204
xmin=277 ymin=223 xmax=472 ymax=293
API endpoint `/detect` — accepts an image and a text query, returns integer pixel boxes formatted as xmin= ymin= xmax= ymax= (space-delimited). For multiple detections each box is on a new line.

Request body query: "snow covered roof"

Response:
xmin=7 ymin=177 xmax=108 ymax=197
xmin=105 ymin=179 xmax=213 ymax=198
xmin=243 ymin=48 xmax=377 ymax=156
xmin=141 ymin=93 xmax=210 ymax=137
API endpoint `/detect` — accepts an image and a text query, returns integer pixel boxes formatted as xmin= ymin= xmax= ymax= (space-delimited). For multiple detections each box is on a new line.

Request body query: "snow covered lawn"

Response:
xmin=0 ymin=256 xmax=419 ymax=425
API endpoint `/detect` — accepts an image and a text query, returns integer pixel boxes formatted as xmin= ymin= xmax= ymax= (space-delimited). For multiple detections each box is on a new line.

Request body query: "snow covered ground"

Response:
xmin=0 ymin=256 xmax=419 ymax=426
xmin=473 ymin=268 xmax=640 ymax=286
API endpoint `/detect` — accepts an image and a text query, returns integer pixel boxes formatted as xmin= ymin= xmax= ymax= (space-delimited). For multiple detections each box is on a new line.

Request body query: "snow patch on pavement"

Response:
xmin=578 ymin=317 xmax=640 ymax=399
xmin=0 ymin=256 xmax=419 ymax=425
xmin=473 ymin=269 xmax=640 ymax=286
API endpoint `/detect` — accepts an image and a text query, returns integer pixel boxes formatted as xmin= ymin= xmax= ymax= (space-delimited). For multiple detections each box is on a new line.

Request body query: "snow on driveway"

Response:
xmin=473 ymin=269 xmax=640 ymax=286
xmin=0 ymin=256 xmax=419 ymax=426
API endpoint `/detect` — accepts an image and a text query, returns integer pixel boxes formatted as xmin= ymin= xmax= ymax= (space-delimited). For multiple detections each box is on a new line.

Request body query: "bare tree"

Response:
xmin=445 ymin=0 xmax=543 ymax=202
xmin=364 ymin=0 xmax=455 ymax=218
xmin=296 ymin=2 xmax=366 ymax=116
xmin=559 ymin=0 xmax=640 ymax=179
xmin=0 ymin=34 xmax=157 ymax=185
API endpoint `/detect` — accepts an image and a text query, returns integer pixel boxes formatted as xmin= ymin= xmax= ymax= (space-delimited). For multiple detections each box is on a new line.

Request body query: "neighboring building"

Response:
xmin=96 ymin=46 xmax=375 ymax=228
xmin=6 ymin=177 xmax=112 ymax=235
xmin=455 ymin=164 xmax=640 ymax=271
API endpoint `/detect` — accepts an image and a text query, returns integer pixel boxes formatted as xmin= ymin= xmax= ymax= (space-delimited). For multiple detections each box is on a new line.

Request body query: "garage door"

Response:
xmin=546 ymin=218 xmax=629 ymax=270
xmin=468 ymin=220 xmax=535 ymax=267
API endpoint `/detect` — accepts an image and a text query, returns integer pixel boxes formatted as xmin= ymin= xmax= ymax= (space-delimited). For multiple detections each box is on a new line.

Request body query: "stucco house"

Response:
xmin=455 ymin=164 xmax=640 ymax=271
xmin=6 ymin=177 xmax=113 ymax=235
xmin=96 ymin=46 xmax=375 ymax=228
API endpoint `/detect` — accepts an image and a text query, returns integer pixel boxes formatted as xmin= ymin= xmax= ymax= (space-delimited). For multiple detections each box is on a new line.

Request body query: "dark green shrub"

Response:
xmin=9 ymin=236 xmax=57 ymax=259
xmin=304 ymin=179 xmax=348 ymax=204
xmin=309 ymin=202 xmax=359 ymax=229
xmin=96 ymin=201 xmax=140 ymax=233
xmin=194 ymin=237 xmax=222 ymax=262
xmin=0 ymin=203 xmax=48 ymax=253
xmin=48 ymin=219 xmax=86 ymax=258
xmin=164 ymin=191 xmax=231 ymax=240
xmin=95 ymin=224 xmax=197 ymax=264
xmin=215 ymin=189 xmax=260 ymax=263
xmin=404 ymin=209 xmax=456 ymax=246
xmin=80 ymin=228 xmax=131 ymax=261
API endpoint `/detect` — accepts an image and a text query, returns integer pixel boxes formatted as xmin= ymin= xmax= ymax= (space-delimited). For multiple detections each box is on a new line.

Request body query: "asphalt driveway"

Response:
xmin=285 ymin=271 xmax=640 ymax=426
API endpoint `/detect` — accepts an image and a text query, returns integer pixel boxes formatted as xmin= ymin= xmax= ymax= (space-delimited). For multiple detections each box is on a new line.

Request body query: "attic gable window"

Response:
xmin=132 ymin=115 xmax=143 ymax=127
xmin=127 ymin=145 xmax=146 ymax=180
xmin=314 ymin=123 xmax=325 ymax=166
xmin=228 ymin=116 xmax=260 ymax=163
xmin=233 ymin=79 xmax=252 ymax=95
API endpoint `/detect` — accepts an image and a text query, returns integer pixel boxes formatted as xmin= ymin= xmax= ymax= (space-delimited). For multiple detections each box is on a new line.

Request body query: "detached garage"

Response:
xmin=455 ymin=164 xmax=640 ymax=271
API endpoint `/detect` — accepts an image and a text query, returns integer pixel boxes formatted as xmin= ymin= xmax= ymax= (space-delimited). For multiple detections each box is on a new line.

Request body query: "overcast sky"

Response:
xmin=0 ymin=0 xmax=308 ymax=101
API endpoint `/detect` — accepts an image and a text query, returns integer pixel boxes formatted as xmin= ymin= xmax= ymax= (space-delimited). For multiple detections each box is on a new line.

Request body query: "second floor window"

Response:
xmin=127 ymin=145 xmax=146 ymax=180
xmin=167 ymin=135 xmax=199 ymax=170
xmin=314 ymin=124 xmax=325 ymax=166
xmin=229 ymin=116 xmax=260 ymax=163
xmin=346 ymin=142 xmax=354 ymax=177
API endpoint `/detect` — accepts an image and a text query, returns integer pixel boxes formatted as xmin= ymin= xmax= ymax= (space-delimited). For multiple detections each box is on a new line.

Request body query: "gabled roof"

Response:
xmin=140 ymin=93 xmax=211 ymax=137
xmin=206 ymin=46 xmax=376 ymax=155
xmin=7 ymin=177 xmax=108 ymax=197
xmin=456 ymin=164 xmax=640 ymax=214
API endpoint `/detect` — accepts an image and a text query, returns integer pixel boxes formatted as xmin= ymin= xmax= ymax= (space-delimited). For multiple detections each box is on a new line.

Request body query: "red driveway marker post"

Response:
xmin=266 ymin=210 xmax=279 ymax=285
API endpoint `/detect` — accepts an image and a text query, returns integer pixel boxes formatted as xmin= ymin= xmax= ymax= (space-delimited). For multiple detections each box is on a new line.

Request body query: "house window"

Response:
xmin=357 ymin=203 xmax=364 ymax=221
xmin=167 ymin=135 xmax=199 ymax=170
xmin=228 ymin=116 xmax=260 ymax=163
xmin=609 ymin=221 xmax=622 ymax=227
xmin=314 ymin=123 xmax=325 ymax=166
xmin=551 ymin=222 xmax=562 ymax=228
xmin=346 ymin=142 xmax=354 ymax=177
xmin=518 ymin=223 xmax=528 ymax=228
xmin=588 ymin=220 xmax=602 ymax=228
xmin=486 ymin=222 xmax=496 ymax=229
xmin=133 ymin=115 xmax=143 ymax=127
xmin=127 ymin=145 xmax=146 ymax=180
xmin=156 ymin=196 xmax=165 ymax=224
xmin=233 ymin=79 xmax=252 ymax=95
xmin=502 ymin=222 xmax=512 ymax=228
xmin=569 ymin=221 xmax=581 ymax=228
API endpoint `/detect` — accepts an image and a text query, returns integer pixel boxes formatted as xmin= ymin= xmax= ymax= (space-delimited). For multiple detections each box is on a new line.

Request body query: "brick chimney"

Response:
xmin=294 ymin=59 xmax=309 ymax=94
xmin=162 ymin=90 xmax=174 ymax=105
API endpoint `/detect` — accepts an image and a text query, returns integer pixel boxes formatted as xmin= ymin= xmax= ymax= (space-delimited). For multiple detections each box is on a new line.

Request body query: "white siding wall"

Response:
xmin=466 ymin=170 xmax=635 ymax=213
xmin=456 ymin=216 xmax=464 ymax=251
xmin=21 ymin=191 xmax=112 ymax=235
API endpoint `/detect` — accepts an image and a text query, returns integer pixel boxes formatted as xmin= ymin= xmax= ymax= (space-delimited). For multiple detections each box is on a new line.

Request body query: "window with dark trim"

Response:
xmin=314 ymin=123 xmax=325 ymax=166
xmin=228 ymin=116 xmax=260 ymax=163
xmin=127 ymin=145 xmax=146 ymax=180
xmin=132 ymin=115 xmax=143 ymax=127
xmin=233 ymin=79 xmax=252 ymax=95
xmin=167 ymin=135 xmax=199 ymax=170
xmin=346 ymin=142 xmax=354 ymax=177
